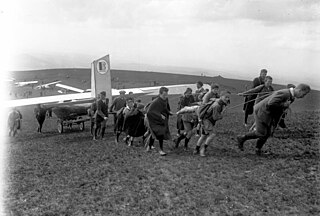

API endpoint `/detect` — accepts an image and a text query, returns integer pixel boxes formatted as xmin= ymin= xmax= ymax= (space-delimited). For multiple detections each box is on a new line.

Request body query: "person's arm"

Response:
xmin=105 ymin=99 xmax=109 ymax=117
xmin=202 ymin=92 xmax=211 ymax=103
xmin=176 ymin=106 xmax=199 ymax=115
xmin=253 ymin=77 xmax=260 ymax=88
xmin=17 ymin=111 xmax=22 ymax=119
xmin=267 ymin=91 xmax=290 ymax=109
xmin=166 ymin=98 xmax=171 ymax=112
xmin=238 ymin=84 xmax=264 ymax=96
xmin=109 ymin=98 xmax=116 ymax=112
xmin=96 ymin=101 xmax=106 ymax=119
xmin=190 ymin=96 xmax=195 ymax=105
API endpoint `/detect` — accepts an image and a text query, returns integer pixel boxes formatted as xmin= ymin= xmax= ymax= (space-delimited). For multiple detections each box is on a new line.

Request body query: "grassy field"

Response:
xmin=4 ymin=69 xmax=320 ymax=215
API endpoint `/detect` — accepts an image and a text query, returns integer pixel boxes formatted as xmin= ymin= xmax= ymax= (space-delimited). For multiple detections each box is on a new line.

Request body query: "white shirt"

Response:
xmin=289 ymin=88 xmax=295 ymax=98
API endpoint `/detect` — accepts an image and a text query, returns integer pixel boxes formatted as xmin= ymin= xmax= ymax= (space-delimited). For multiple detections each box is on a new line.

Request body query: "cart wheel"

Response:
xmin=57 ymin=121 xmax=64 ymax=133
xmin=79 ymin=122 xmax=85 ymax=131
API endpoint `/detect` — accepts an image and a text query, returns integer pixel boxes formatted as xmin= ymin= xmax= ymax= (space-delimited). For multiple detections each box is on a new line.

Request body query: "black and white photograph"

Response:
xmin=1 ymin=0 xmax=319 ymax=215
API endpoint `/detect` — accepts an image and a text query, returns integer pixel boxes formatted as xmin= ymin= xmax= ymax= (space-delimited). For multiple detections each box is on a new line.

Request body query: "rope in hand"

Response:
xmin=171 ymin=91 xmax=274 ymax=115
xmin=224 ymin=91 xmax=274 ymax=111
xmin=235 ymin=91 xmax=275 ymax=96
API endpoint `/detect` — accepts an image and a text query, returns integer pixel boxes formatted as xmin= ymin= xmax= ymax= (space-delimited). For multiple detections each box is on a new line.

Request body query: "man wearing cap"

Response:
xmin=202 ymin=83 xmax=220 ymax=104
xmin=237 ymin=84 xmax=311 ymax=155
xmin=146 ymin=87 xmax=172 ymax=156
xmin=94 ymin=91 xmax=109 ymax=140
xmin=110 ymin=90 xmax=127 ymax=134
xmin=243 ymin=69 xmax=267 ymax=127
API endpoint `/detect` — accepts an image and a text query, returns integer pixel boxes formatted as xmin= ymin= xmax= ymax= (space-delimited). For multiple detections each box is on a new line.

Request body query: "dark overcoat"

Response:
xmin=254 ymin=89 xmax=293 ymax=137
xmin=123 ymin=108 xmax=146 ymax=137
xmin=146 ymin=97 xmax=171 ymax=140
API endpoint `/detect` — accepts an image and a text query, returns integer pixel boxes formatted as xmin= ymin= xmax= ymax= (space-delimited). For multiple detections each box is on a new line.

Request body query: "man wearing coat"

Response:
xmin=34 ymin=104 xmax=47 ymax=133
xmin=237 ymin=84 xmax=311 ymax=155
xmin=238 ymin=76 xmax=274 ymax=105
xmin=243 ymin=69 xmax=267 ymax=127
xmin=88 ymin=94 xmax=100 ymax=136
xmin=110 ymin=90 xmax=126 ymax=134
xmin=94 ymin=91 xmax=109 ymax=140
xmin=146 ymin=87 xmax=172 ymax=156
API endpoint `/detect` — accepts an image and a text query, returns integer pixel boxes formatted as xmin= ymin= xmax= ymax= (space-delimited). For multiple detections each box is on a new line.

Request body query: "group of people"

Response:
xmin=9 ymin=69 xmax=310 ymax=158
xmin=237 ymin=69 xmax=311 ymax=155
xmin=89 ymin=68 xmax=311 ymax=157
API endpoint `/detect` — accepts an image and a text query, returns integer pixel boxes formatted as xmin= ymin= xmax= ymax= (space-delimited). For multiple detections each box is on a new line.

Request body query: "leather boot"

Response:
xmin=184 ymin=137 xmax=190 ymax=151
xmin=237 ymin=131 xmax=258 ymax=151
xmin=174 ymin=133 xmax=186 ymax=148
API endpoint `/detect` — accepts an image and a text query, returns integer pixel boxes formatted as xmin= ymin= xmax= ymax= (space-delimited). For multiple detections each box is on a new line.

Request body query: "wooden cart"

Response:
xmin=56 ymin=115 xmax=91 ymax=133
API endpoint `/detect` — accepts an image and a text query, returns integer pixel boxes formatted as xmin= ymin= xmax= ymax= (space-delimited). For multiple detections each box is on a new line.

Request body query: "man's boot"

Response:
xmin=193 ymin=145 xmax=200 ymax=155
xmin=115 ymin=131 xmax=121 ymax=143
xmin=184 ymin=137 xmax=190 ymax=151
xmin=255 ymin=138 xmax=267 ymax=156
xmin=174 ymin=133 xmax=186 ymax=148
xmin=101 ymin=127 xmax=106 ymax=140
xmin=200 ymin=146 xmax=206 ymax=157
xmin=236 ymin=131 xmax=258 ymax=151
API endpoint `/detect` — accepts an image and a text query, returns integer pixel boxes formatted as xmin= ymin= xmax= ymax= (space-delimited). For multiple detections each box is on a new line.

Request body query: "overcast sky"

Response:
xmin=2 ymin=0 xmax=320 ymax=88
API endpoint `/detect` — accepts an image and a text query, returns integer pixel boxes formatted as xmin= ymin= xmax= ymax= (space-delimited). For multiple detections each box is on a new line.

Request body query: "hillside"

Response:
xmin=8 ymin=68 xmax=320 ymax=111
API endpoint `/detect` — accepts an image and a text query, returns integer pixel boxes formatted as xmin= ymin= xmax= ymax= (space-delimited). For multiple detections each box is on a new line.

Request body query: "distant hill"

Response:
xmin=8 ymin=68 xmax=320 ymax=111
xmin=8 ymin=68 xmax=282 ymax=91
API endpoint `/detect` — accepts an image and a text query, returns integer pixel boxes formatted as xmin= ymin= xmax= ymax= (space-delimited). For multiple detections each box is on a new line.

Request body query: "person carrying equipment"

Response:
xmin=174 ymin=87 xmax=197 ymax=150
xmin=194 ymin=91 xmax=231 ymax=157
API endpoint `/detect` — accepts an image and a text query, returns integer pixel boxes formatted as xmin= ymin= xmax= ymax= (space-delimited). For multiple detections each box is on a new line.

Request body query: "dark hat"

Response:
xmin=100 ymin=91 xmax=106 ymax=96
xmin=119 ymin=90 xmax=126 ymax=94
